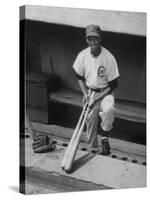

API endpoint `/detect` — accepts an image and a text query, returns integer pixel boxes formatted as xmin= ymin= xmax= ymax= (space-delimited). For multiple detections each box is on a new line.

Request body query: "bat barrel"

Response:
xmin=61 ymin=102 xmax=88 ymax=169
xmin=64 ymin=106 xmax=90 ymax=172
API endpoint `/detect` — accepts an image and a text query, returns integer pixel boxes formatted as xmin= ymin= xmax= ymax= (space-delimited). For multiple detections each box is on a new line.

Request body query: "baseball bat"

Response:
xmin=61 ymin=102 xmax=88 ymax=169
xmin=64 ymin=105 xmax=90 ymax=172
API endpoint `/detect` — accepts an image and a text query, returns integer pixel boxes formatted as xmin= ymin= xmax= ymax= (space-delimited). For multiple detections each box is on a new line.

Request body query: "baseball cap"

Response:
xmin=85 ymin=24 xmax=101 ymax=38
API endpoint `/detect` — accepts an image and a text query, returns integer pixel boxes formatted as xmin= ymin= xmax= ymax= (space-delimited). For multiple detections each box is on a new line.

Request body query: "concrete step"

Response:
xmin=20 ymin=168 xmax=78 ymax=194
xmin=29 ymin=122 xmax=146 ymax=158
xmin=20 ymin=137 xmax=146 ymax=194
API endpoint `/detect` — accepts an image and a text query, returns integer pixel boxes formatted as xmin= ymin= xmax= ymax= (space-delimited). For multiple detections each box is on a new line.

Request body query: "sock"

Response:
xmin=101 ymin=136 xmax=108 ymax=141
xmin=101 ymin=130 xmax=109 ymax=137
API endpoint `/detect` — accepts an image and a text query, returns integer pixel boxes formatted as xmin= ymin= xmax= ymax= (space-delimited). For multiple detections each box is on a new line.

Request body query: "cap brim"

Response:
xmin=86 ymin=32 xmax=100 ymax=37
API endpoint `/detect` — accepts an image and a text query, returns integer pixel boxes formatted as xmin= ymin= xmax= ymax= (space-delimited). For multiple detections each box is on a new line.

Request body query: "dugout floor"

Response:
xmin=20 ymin=123 xmax=146 ymax=194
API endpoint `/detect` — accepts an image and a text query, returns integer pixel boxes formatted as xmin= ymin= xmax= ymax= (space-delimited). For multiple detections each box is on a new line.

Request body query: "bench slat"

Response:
xmin=49 ymin=88 xmax=146 ymax=123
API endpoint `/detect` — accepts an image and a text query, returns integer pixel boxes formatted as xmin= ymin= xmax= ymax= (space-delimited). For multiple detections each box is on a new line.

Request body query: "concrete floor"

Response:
xmin=20 ymin=134 xmax=146 ymax=195
xmin=21 ymin=178 xmax=77 ymax=194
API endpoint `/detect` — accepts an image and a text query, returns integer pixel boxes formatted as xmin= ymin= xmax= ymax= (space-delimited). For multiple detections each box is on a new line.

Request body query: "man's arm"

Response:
xmin=75 ymin=72 xmax=90 ymax=102
xmin=78 ymin=79 xmax=87 ymax=96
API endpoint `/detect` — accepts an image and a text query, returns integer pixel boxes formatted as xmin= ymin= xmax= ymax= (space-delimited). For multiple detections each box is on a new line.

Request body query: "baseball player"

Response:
xmin=73 ymin=24 xmax=119 ymax=155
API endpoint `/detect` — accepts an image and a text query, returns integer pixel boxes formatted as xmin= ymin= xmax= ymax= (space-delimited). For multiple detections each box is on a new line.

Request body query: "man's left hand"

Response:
xmin=89 ymin=92 xmax=103 ymax=109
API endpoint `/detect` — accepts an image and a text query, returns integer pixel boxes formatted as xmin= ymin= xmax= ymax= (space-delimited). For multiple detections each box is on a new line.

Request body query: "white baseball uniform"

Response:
xmin=73 ymin=46 xmax=119 ymax=148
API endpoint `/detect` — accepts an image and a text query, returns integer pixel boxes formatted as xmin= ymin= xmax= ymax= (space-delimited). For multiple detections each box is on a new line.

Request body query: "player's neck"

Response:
xmin=90 ymin=46 xmax=102 ymax=57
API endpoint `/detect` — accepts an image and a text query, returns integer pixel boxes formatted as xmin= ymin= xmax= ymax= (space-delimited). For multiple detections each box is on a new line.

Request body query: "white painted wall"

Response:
xmin=20 ymin=5 xmax=146 ymax=36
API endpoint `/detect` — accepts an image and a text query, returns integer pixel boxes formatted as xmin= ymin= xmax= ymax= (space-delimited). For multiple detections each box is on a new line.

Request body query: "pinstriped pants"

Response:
xmin=86 ymin=92 xmax=115 ymax=148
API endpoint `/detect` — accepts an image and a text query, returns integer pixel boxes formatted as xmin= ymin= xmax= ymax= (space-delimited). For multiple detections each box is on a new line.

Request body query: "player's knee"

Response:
xmin=106 ymin=107 xmax=115 ymax=116
xmin=100 ymin=95 xmax=114 ymax=112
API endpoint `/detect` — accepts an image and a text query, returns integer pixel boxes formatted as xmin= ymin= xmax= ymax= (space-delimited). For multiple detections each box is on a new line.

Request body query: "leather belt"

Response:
xmin=87 ymin=86 xmax=107 ymax=93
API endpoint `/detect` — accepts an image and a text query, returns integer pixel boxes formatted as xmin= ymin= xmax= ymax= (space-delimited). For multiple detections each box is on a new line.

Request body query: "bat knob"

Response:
xmin=64 ymin=169 xmax=72 ymax=174
xmin=61 ymin=166 xmax=70 ymax=173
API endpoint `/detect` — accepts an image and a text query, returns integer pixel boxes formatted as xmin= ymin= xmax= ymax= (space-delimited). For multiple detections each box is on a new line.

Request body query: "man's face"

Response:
xmin=86 ymin=36 xmax=101 ymax=55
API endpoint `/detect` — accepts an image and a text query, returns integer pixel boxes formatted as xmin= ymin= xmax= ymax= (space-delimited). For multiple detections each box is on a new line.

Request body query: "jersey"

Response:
xmin=73 ymin=46 xmax=119 ymax=89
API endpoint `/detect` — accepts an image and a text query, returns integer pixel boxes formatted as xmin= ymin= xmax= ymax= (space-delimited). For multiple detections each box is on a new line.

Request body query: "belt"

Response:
xmin=87 ymin=86 xmax=107 ymax=93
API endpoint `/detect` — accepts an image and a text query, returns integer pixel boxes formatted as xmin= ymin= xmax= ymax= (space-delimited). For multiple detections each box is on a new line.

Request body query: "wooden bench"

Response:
xmin=26 ymin=72 xmax=146 ymax=124
xmin=49 ymin=88 xmax=146 ymax=123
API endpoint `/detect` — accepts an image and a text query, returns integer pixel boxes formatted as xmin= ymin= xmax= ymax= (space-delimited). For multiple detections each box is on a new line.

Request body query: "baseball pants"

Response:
xmin=86 ymin=92 xmax=115 ymax=148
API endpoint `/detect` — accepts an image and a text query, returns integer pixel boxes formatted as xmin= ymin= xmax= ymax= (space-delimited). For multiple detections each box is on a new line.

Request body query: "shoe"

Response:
xmin=100 ymin=138 xmax=111 ymax=155
xmin=88 ymin=145 xmax=101 ymax=154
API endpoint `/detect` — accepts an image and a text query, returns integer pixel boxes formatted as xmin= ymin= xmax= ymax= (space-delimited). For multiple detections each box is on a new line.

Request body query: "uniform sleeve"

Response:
xmin=106 ymin=56 xmax=119 ymax=82
xmin=72 ymin=53 xmax=85 ymax=77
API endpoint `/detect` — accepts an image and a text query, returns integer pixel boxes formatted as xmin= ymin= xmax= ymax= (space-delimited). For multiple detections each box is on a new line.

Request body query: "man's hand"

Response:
xmin=88 ymin=98 xmax=96 ymax=109
xmin=82 ymin=93 xmax=90 ymax=104
xmin=89 ymin=93 xmax=101 ymax=109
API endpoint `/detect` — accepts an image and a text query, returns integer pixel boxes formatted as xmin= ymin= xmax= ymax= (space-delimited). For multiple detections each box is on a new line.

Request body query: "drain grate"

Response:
xmin=142 ymin=162 xmax=146 ymax=166
xmin=52 ymin=140 xmax=58 ymax=144
xmin=62 ymin=143 xmax=68 ymax=147
xmin=132 ymin=160 xmax=138 ymax=164
xmin=81 ymin=148 xmax=87 ymax=151
xmin=122 ymin=157 xmax=128 ymax=161
xmin=52 ymin=139 xmax=146 ymax=166
xmin=111 ymin=155 xmax=117 ymax=159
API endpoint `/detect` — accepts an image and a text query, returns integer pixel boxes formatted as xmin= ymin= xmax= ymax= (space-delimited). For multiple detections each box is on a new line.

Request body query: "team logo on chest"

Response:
xmin=97 ymin=66 xmax=105 ymax=77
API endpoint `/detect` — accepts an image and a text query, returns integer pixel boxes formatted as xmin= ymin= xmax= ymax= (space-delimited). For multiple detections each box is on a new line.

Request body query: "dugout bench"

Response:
xmin=26 ymin=72 xmax=146 ymax=142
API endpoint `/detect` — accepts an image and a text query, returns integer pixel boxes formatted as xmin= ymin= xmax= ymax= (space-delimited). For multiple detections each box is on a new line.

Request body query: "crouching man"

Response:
xmin=73 ymin=24 xmax=120 ymax=155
